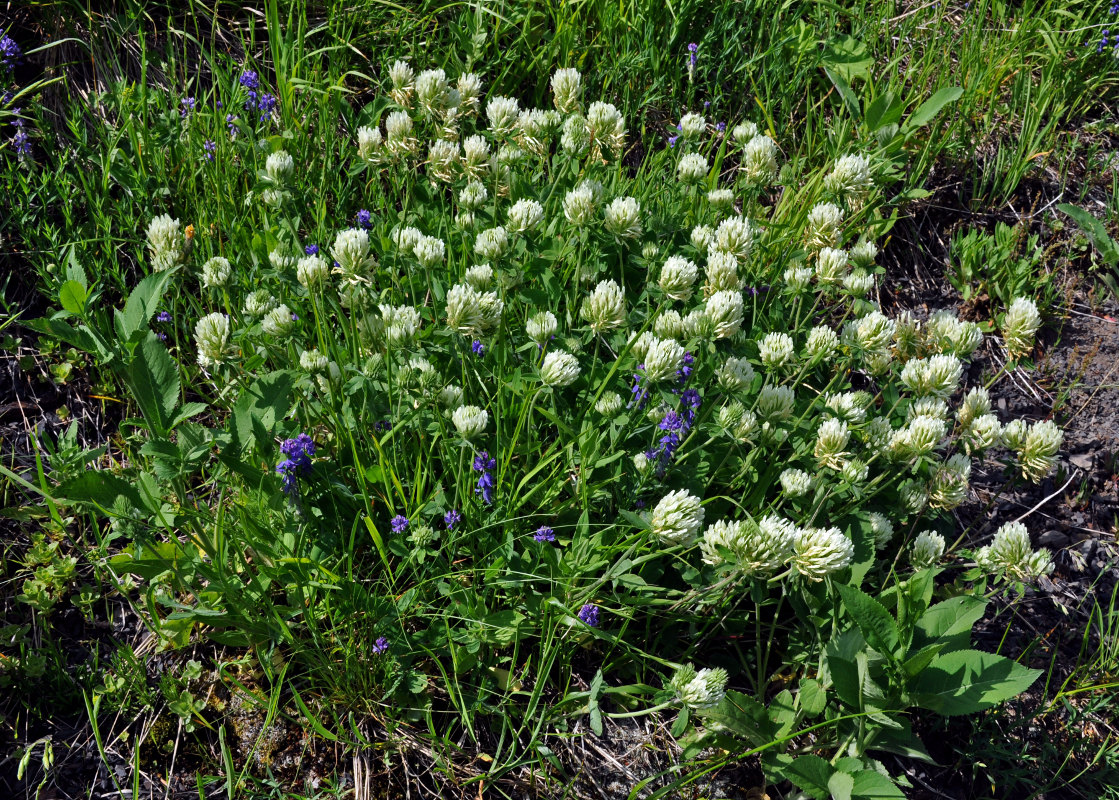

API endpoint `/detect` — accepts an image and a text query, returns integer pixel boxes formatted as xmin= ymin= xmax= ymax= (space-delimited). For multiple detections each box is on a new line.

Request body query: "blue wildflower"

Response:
xmin=473 ymin=451 xmax=497 ymax=505
xmin=156 ymin=311 xmax=172 ymax=323
xmin=372 ymin=636 xmax=389 ymax=654
xmin=203 ymin=139 xmax=216 ymax=162
xmin=276 ymin=433 xmax=315 ymax=495
xmin=472 ymin=339 xmax=485 ymax=356
xmin=0 ymin=35 xmax=22 ymax=73
xmin=180 ymin=96 xmax=196 ymax=118
xmin=13 ymin=127 xmax=30 ymax=156
xmin=578 ymin=604 xmax=600 ymax=627
xmin=356 ymin=208 xmax=372 ymax=229
xmin=390 ymin=514 xmax=409 ymax=534
xmin=444 ymin=508 xmax=462 ymax=530
xmin=239 ymin=70 xmax=260 ymax=91
xmin=534 ymin=526 xmax=555 ymax=542
xmin=304 ymin=244 xmax=319 ymax=256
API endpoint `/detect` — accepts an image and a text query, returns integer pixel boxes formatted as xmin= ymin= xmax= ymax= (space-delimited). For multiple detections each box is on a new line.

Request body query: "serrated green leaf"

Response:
xmin=785 ymin=754 xmax=833 ymax=799
xmin=902 ymin=87 xmax=963 ymax=132
xmin=127 ymin=332 xmax=179 ymax=436
xmin=59 ymin=280 xmax=87 ymax=315
xmin=837 ymin=583 xmax=901 ymax=660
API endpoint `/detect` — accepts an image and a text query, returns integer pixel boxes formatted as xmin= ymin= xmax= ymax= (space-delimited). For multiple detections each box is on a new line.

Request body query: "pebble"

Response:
xmin=1070 ymin=452 xmax=1094 ymax=471
xmin=1038 ymin=530 xmax=1070 ymax=549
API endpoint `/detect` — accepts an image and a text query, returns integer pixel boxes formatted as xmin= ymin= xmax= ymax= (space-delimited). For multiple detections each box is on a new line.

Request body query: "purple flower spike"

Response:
xmin=372 ymin=636 xmax=389 ymax=654
xmin=534 ymin=526 xmax=555 ymax=542
xmin=578 ymin=604 xmax=600 ymax=627
xmin=390 ymin=514 xmax=409 ymax=534
xmin=304 ymin=244 xmax=319 ymax=256
xmin=444 ymin=508 xmax=462 ymax=530
xmin=356 ymin=208 xmax=372 ymax=229
xmin=472 ymin=339 xmax=485 ymax=356
xmin=472 ymin=451 xmax=497 ymax=505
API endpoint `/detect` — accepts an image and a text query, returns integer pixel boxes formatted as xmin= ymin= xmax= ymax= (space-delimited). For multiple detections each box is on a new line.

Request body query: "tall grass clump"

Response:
xmin=24 ymin=52 xmax=1070 ymax=795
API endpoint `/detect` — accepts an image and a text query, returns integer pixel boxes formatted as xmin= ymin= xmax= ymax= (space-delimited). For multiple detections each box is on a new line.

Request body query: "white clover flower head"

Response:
xmin=713 ymin=216 xmax=753 ymax=261
xmin=849 ymin=240 xmax=878 ymax=269
xmin=331 ymin=228 xmax=377 ymax=281
xmin=684 ymin=308 xmax=714 ymax=339
xmin=414 ymin=68 xmax=449 ymax=114
xmin=900 ymin=354 xmax=963 ymax=399
xmin=957 ymin=386 xmax=992 ymax=427
xmin=264 ymin=150 xmax=295 ymax=185
xmin=907 ymin=396 xmax=949 ymax=421
xmin=384 ymin=110 xmax=415 ymax=154
xmin=815 ymin=247 xmax=848 ymax=283
xmin=595 ymin=392 xmax=624 ymax=417
xmin=659 ymin=256 xmax=699 ymax=301
xmin=650 ymin=489 xmax=705 ymax=546
xmin=862 ymin=416 xmax=894 ymax=455
xmin=1003 ymin=297 xmax=1042 ymax=359
xmin=603 ymin=196 xmax=643 ymax=240
xmin=717 ymin=355 xmax=756 ymax=393
xmin=392 ymin=226 xmax=423 ymax=256
xmin=445 ymin=283 xmax=484 ymax=336
xmin=380 ymin=303 xmax=421 ymax=346
xmin=452 ymin=405 xmax=488 ymax=440
xmin=456 ymin=72 xmax=483 ymax=112
xmin=701 ymin=519 xmax=743 ymax=566
xmin=707 ymin=188 xmax=735 ymax=211
xmin=929 ymin=453 xmax=972 ymax=509
xmin=201 ymin=256 xmax=232 ymax=288
xmin=195 ymin=312 xmax=230 ymax=368
xmin=581 ymin=279 xmax=626 ymax=332
xmin=758 ymin=332 xmax=796 ymax=372
xmin=586 ymin=101 xmax=626 ymax=158
xmin=704 ymin=251 xmax=741 ymax=295
xmin=814 ymin=418 xmax=851 ymax=470
xmin=840 ymin=458 xmax=869 ymax=484
xmin=843 ymin=269 xmax=875 ymax=297
xmin=274 ymin=249 xmax=300 ymax=272
xmin=507 ymin=198 xmax=544 ymax=234
xmin=551 ymin=67 xmax=583 ymax=114
xmin=426 ymin=138 xmax=459 ymax=181
xmin=784 ymin=266 xmax=814 ymax=293
xmin=804 ymin=326 xmax=840 ymax=363
xmin=643 ymin=337 xmax=686 ymax=382
xmin=357 ymin=125 xmax=383 ymax=160
xmin=464 ymin=264 xmax=494 ymax=292
xmin=742 ymin=134 xmax=778 ymax=184
xmin=690 ymin=224 xmax=715 ymax=254
xmin=670 ymin=663 xmax=728 ymax=710
xmin=780 ymin=468 xmax=813 ymax=497
xmin=526 ymin=310 xmax=559 ymax=345
xmin=961 ymin=414 xmax=1002 ymax=455
xmin=1018 ymin=420 xmax=1063 ymax=482
xmin=1025 ymin=549 xmax=1055 ymax=579
xmin=654 ymin=310 xmax=686 ymax=340
xmin=927 ymin=310 xmax=983 ymax=358
xmin=262 ymin=304 xmax=295 ymax=338
xmin=758 ymin=383 xmax=795 ymax=422
xmin=824 ymin=392 xmax=869 ymax=424
xmin=260 ymin=188 xmax=284 ymax=207
xmin=899 ymin=479 xmax=928 ymax=513
xmin=296 ymin=255 xmax=330 ymax=290
xmin=790 ymin=526 xmax=853 ymax=581
xmin=824 ymin=153 xmax=873 ymax=199
xmin=476 ymin=291 xmax=504 ymax=334
xmin=805 ymin=202 xmax=844 ymax=250
xmin=678 ymin=113 xmax=706 ymax=141
xmin=732 ymin=121 xmax=758 ymax=143
xmin=633 ymin=452 xmax=652 ymax=474
xmin=439 ymin=383 xmax=464 ymax=409
xmin=844 ymin=310 xmax=896 ymax=354
xmin=892 ymin=415 xmax=947 ymax=459
xmin=474 ymin=226 xmax=509 ymax=260
xmin=563 ymin=182 xmax=598 ymax=227
xmin=147 ymin=214 xmax=183 ymax=271
xmin=414 ymin=235 xmax=445 ymax=268
xmin=461 ymin=134 xmax=490 ymax=173
xmin=560 ymin=113 xmax=591 ymax=158
xmin=486 ymin=95 xmax=520 ymax=135
xmin=705 ymin=290 xmax=744 ymax=339
xmin=299 ymin=347 xmax=329 ymax=373
xmin=540 ymin=350 xmax=581 ymax=387
xmin=910 ymin=531 xmax=946 ymax=569
xmin=1000 ymin=418 xmax=1029 ymax=451
xmin=458 ymin=181 xmax=488 ymax=212
xmin=869 ymin=512 xmax=895 ymax=550
xmin=388 ymin=59 xmax=415 ymax=102
xmin=243 ymin=289 xmax=277 ymax=317
xmin=677 ymin=152 xmax=709 ymax=184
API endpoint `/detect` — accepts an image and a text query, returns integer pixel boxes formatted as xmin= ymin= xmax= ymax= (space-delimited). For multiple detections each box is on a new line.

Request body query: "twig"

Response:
xmin=1013 ymin=472 xmax=1079 ymax=525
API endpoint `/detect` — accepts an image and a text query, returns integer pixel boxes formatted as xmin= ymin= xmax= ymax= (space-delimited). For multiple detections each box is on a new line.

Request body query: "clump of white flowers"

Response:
xmin=551 ymin=67 xmax=582 ymax=114
xmin=603 ymin=196 xmax=642 ymax=240
xmin=540 ymin=350 xmax=581 ymax=387
xmin=780 ymin=469 xmax=814 ymax=497
xmin=975 ymin=521 xmax=1054 ymax=581
xmin=741 ymin=135 xmax=778 ymax=184
xmin=194 ymin=312 xmax=230 ymax=368
xmin=910 ymin=531 xmax=946 ymax=569
xmin=452 ymin=405 xmax=488 ymax=440
xmin=789 ymin=526 xmax=853 ymax=581
xmin=1002 ymin=297 xmax=1042 ymax=359
xmin=824 ymin=153 xmax=873 ymax=200
xmin=670 ymin=663 xmax=728 ymax=710
xmin=581 ymin=280 xmax=626 ymax=332
xmin=677 ymin=153 xmax=708 ymax=184
xmin=147 ymin=214 xmax=185 ymax=271
xmin=507 ymin=198 xmax=544 ymax=233
xmin=649 ymin=489 xmax=705 ymax=546
xmin=331 ymin=228 xmax=377 ymax=284
xmin=201 ymin=256 xmax=231 ymax=288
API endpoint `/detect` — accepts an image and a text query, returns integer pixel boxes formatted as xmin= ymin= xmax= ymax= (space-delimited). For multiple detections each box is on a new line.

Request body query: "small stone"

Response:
xmin=1038 ymin=530 xmax=1069 ymax=549
xmin=1069 ymin=453 xmax=1094 ymax=471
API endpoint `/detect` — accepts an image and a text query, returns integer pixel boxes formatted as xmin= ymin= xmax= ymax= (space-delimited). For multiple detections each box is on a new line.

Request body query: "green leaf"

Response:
xmin=821 ymin=35 xmax=873 ymax=83
xmin=798 ymin=677 xmax=827 ymax=717
xmin=836 ymin=583 xmax=901 ymax=660
xmin=822 ymin=65 xmax=860 ymax=123
xmin=127 ymin=332 xmax=180 ymax=436
xmin=863 ymin=91 xmax=903 ymax=131
xmin=824 ymin=627 xmax=865 ymax=708
xmin=828 ymin=770 xmax=855 ymax=800
xmin=115 ymin=269 xmax=176 ymax=344
xmin=231 ymin=371 xmax=295 ymax=455
xmin=694 ymin=690 xmax=774 ymax=747
xmin=902 ymin=87 xmax=963 ymax=132
xmin=913 ymin=649 xmax=1040 ymax=716
xmin=56 ymin=472 xmax=143 ymax=511
xmin=850 ymin=769 xmax=906 ymax=799
xmin=59 ymin=280 xmax=87 ymax=315
xmin=912 ymin=595 xmax=987 ymax=653
xmin=1058 ymin=203 xmax=1119 ymax=266
xmin=785 ymin=754 xmax=833 ymax=799
xmin=478 ymin=610 xmax=526 ymax=646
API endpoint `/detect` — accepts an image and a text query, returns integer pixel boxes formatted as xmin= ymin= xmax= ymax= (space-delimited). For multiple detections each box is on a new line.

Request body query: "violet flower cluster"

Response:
xmin=473 ymin=451 xmax=496 ymax=505
xmin=276 ymin=433 xmax=315 ymax=495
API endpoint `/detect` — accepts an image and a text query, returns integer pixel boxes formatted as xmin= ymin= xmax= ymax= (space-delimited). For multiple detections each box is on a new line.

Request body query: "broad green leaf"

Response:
xmin=828 ymin=770 xmax=855 ymax=800
xmin=59 ymin=280 xmax=87 ymax=315
xmin=867 ymin=717 xmax=937 ymax=764
xmin=785 ymin=754 xmax=833 ymax=799
xmin=694 ymin=690 xmax=774 ymax=747
xmin=231 ymin=371 xmax=295 ymax=455
xmin=863 ymin=91 xmax=903 ymax=131
xmin=850 ymin=769 xmax=906 ymax=799
xmin=115 ymin=269 xmax=176 ymax=343
xmin=127 ymin=332 xmax=180 ymax=436
xmin=824 ymin=627 xmax=865 ymax=708
xmin=912 ymin=595 xmax=987 ymax=653
xmin=56 ymin=471 xmax=143 ymax=511
xmin=913 ymin=649 xmax=1040 ymax=716
xmin=821 ymin=35 xmax=872 ymax=82
xmin=1058 ymin=203 xmax=1119 ymax=265
xmin=836 ymin=583 xmax=901 ymax=660
xmin=902 ymin=87 xmax=963 ymax=132
xmin=798 ymin=677 xmax=827 ymax=717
